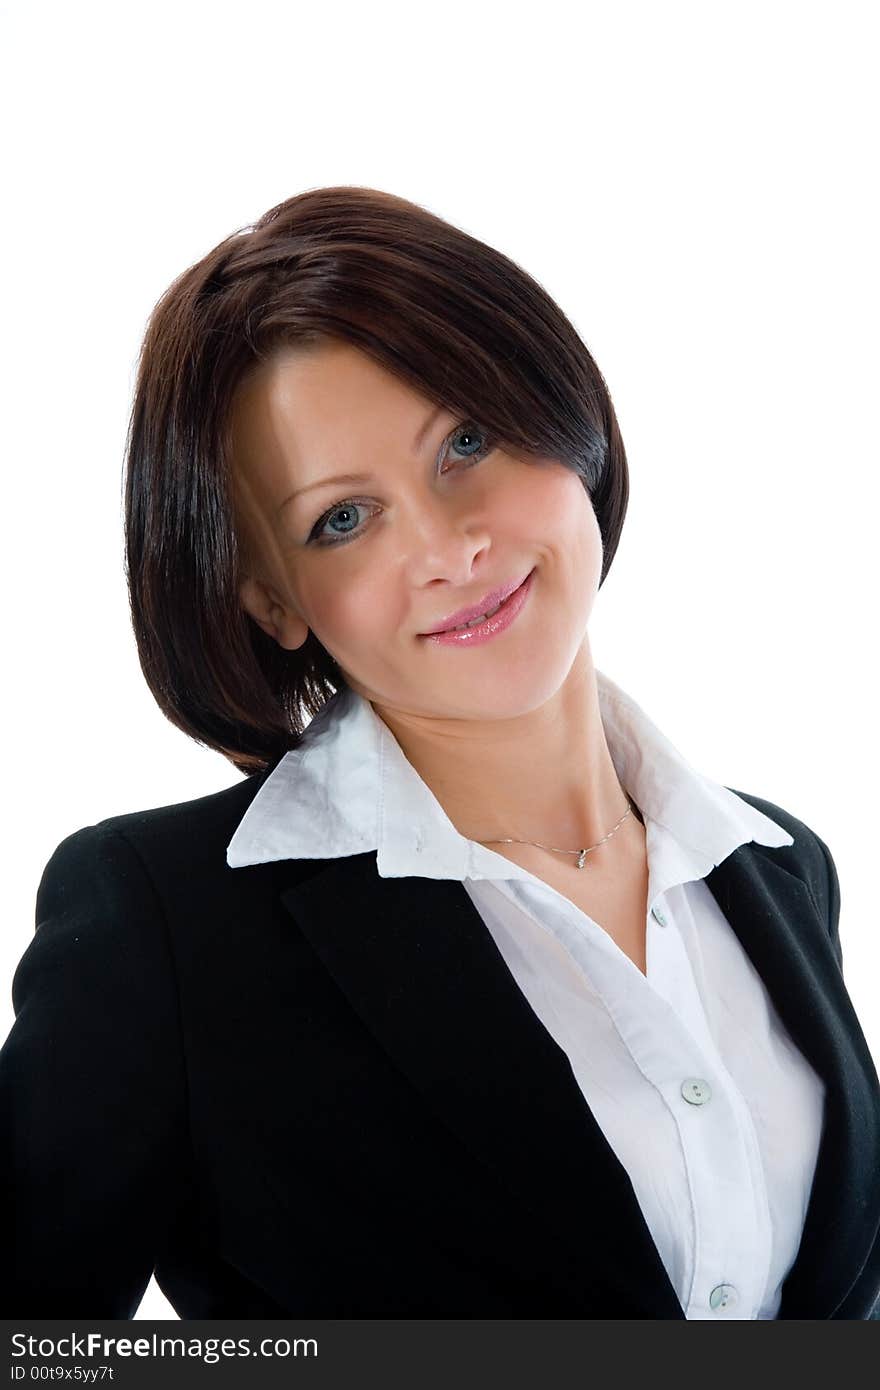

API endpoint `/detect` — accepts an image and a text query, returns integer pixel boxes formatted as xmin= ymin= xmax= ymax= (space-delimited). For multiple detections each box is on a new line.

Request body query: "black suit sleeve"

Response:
xmin=1 ymin=822 xmax=189 ymax=1317
xmin=811 ymin=828 xmax=842 ymax=973
xmin=811 ymin=832 xmax=880 ymax=1319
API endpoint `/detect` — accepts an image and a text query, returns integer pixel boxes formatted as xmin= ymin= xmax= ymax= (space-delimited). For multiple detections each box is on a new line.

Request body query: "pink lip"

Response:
xmin=419 ymin=570 xmax=534 ymax=636
xmin=418 ymin=569 xmax=535 ymax=646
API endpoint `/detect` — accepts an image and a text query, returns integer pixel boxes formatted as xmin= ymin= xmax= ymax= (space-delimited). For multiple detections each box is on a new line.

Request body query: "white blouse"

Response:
xmin=226 ymin=667 xmax=826 ymax=1319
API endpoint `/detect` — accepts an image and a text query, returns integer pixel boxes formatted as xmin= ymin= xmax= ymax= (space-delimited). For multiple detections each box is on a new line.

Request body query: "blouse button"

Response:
xmin=651 ymin=905 xmax=668 ymax=926
xmin=709 ymin=1283 xmax=739 ymax=1311
xmin=680 ymin=1077 xmax=712 ymax=1106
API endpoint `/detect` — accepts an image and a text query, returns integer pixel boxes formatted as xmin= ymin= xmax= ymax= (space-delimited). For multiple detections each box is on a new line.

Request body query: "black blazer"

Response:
xmin=2 ymin=768 xmax=879 ymax=1319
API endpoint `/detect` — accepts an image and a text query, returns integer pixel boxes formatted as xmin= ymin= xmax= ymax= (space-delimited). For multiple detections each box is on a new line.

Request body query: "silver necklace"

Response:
xmin=476 ymin=796 xmax=639 ymax=869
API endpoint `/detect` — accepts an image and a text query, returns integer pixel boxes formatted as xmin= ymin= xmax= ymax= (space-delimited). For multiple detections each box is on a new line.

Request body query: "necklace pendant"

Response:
xmin=576 ymin=848 xmax=587 ymax=869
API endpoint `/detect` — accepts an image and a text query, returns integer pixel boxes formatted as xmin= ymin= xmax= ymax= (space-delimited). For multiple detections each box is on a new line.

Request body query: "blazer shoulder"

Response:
xmin=34 ymin=768 xmax=280 ymax=934
xmin=94 ymin=768 xmax=270 ymax=847
xmin=726 ymin=786 xmax=841 ymax=957
xmin=726 ymin=786 xmax=826 ymax=853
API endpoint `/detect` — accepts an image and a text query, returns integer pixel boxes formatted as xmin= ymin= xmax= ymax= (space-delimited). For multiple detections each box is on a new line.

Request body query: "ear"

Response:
xmin=238 ymin=576 xmax=310 ymax=651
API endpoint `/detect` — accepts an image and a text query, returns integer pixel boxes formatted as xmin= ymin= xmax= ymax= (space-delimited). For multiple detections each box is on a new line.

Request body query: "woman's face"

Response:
xmin=230 ymin=340 xmax=603 ymax=721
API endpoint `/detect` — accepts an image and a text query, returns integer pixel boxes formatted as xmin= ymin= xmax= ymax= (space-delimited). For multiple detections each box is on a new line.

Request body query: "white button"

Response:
xmin=709 ymin=1283 xmax=739 ymax=1311
xmin=680 ymin=1077 xmax=712 ymax=1106
xmin=651 ymin=905 xmax=668 ymax=926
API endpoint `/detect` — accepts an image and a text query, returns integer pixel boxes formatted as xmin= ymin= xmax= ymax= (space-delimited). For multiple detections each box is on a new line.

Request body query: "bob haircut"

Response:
xmin=124 ymin=185 xmax=630 ymax=777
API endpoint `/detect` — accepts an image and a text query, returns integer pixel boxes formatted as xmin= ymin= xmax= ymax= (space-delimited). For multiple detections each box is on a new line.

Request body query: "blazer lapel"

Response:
xmin=277 ymin=844 xmax=879 ymax=1318
xmin=278 ymin=852 xmax=685 ymax=1317
xmin=703 ymin=846 xmax=880 ymax=1318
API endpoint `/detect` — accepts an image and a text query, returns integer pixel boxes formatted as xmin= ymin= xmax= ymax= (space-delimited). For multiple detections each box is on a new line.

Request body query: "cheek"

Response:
xmin=519 ymin=465 xmax=599 ymax=550
xmin=293 ymin=561 xmax=392 ymax=647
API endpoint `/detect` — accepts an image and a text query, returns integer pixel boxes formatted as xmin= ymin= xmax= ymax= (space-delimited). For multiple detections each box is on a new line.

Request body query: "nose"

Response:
xmin=400 ymin=486 xmax=494 ymax=587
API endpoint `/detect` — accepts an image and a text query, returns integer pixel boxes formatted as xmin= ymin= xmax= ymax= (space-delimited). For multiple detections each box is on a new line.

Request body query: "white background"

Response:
xmin=2 ymin=0 xmax=877 ymax=1320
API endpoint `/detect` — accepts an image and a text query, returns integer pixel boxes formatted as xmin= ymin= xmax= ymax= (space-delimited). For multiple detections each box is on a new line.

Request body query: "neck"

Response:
xmin=368 ymin=640 xmax=639 ymax=854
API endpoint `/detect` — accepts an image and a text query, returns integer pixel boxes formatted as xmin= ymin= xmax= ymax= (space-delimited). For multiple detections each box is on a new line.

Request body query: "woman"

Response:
xmin=2 ymin=186 xmax=878 ymax=1320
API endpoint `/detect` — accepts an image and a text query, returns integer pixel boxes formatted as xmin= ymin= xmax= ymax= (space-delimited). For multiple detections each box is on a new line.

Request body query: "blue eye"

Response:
xmin=442 ymin=423 xmax=492 ymax=469
xmin=307 ymin=421 xmax=495 ymax=548
xmin=309 ymin=499 xmax=374 ymax=546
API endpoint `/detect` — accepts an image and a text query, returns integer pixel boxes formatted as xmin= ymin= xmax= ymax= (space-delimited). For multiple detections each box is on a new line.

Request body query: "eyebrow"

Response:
xmin=274 ymin=403 xmax=449 ymax=516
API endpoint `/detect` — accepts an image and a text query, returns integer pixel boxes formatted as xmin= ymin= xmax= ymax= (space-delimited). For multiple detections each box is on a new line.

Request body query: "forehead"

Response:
xmin=233 ymin=341 xmax=422 ymax=440
xmin=229 ymin=341 xmax=436 ymax=507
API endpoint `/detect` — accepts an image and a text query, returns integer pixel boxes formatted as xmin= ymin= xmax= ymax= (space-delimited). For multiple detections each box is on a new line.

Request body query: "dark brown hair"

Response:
xmin=123 ymin=185 xmax=630 ymax=777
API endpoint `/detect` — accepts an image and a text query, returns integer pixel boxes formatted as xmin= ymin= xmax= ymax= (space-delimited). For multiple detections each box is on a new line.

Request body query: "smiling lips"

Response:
xmin=419 ymin=570 xmax=533 ymax=636
xmin=418 ymin=569 xmax=535 ymax=646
